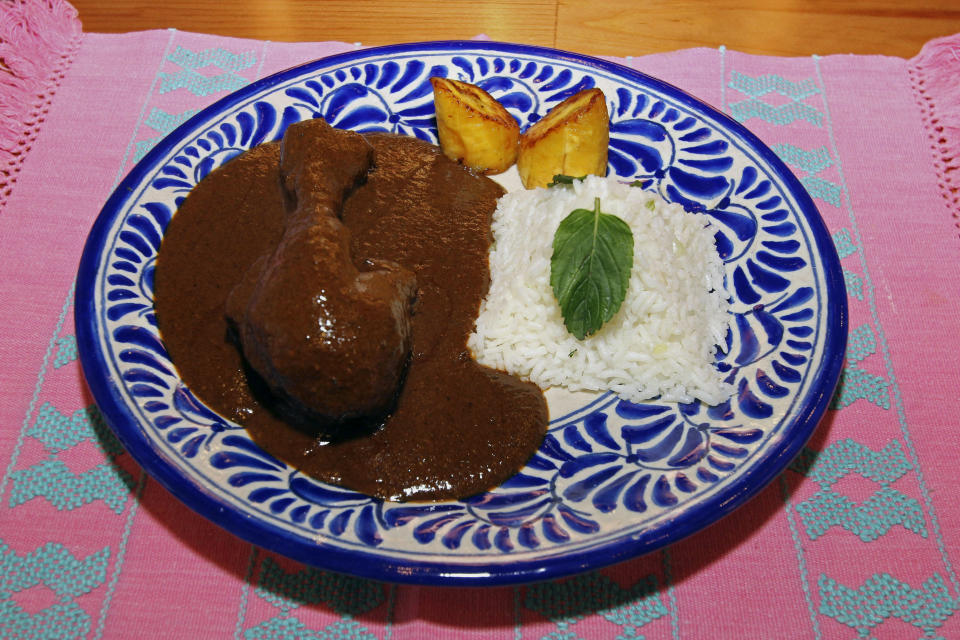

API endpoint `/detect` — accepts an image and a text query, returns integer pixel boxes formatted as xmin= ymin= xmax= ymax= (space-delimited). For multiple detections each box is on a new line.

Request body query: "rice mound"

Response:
xmin=467 ymin=175 xmax=733 ymax=405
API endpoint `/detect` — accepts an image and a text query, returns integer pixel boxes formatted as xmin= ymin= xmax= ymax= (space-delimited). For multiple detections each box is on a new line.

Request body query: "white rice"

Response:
xmin=467 ymin=175 xmax=734 ymax=405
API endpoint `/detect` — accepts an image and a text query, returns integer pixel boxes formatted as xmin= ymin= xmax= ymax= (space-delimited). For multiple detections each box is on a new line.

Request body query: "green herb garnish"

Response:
xmin=548 ymin=174 xmax=587 ymax=187
xmin=550 ymin=197 xmax=634 ymax=340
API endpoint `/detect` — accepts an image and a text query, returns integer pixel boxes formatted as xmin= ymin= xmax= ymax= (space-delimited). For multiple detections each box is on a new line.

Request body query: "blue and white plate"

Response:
xmin=76 ymin=41 xmax=847 ymax=585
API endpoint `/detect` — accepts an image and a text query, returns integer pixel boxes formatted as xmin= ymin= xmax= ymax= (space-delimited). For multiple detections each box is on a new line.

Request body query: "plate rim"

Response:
xmin=75 ymin=39 xmax=848 ymax=586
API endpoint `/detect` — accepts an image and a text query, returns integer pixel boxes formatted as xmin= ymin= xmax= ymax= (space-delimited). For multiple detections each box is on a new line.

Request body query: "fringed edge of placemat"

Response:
xmin=909 ymin=33 xmax=960 ymax=234
xmin=0 ymin=0 xmax=82 ymax=214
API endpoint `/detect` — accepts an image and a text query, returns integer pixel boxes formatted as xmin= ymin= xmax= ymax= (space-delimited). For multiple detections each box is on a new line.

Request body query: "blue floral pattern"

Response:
xmin=77 ymin=43 xmax=845 ymax=583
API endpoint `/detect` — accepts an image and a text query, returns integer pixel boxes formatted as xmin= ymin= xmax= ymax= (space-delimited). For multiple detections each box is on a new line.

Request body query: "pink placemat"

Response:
xmin=3 ymin=1 xmax=960 ymax=637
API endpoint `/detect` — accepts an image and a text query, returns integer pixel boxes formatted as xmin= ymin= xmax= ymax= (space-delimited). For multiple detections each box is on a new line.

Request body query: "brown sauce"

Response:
xmin=154 ymin=126 xmax=548 ymax=501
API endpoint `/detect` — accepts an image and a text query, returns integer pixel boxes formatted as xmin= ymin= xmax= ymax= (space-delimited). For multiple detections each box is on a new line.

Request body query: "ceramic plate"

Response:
xmin=76 ymin=41 xmax=847 ymax=585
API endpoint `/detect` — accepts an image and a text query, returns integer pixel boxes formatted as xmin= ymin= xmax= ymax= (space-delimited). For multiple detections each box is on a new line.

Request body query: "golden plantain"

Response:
xmin=430 ymin=77 xmax=520 ymax=175
xmin=517 ymin=88 xmax=609 ymax=189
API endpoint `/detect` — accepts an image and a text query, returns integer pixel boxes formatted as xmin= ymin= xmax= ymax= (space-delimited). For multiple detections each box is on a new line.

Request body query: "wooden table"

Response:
xmin=70 ymin=0 xmax=960 ymax=58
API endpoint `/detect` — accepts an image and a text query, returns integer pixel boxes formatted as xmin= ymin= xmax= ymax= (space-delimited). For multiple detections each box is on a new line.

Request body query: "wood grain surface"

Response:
xmin=70 ymin=0 xmax=960 ymax=58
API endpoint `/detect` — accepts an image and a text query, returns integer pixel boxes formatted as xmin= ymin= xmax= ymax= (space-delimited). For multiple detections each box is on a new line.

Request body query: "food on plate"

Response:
xmin=516 ymin=88 xmax=610 ymax=189
xmin=430 ymin=77 xmax=520 ymax=174
xmin=225 ymin=120 xmax=417 ymax=427
xmin=468 ymin=175 xmax=733 ymax=406
xmin=154 ymin=119 xmax=548 ymax=502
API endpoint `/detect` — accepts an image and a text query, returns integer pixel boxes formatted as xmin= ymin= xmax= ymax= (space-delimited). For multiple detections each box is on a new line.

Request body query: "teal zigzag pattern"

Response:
xmin=833 ymin=359 xmax=891 ymax=409
xmin=11 ymin=402 xmax=134 ymax=513
xmin=134 ymin=107 xmax=200 ymax=161
xmin=796 ymin=486 xmax=926 ymax=542
xmin=729 ymin=100 xmax=823 ymax=127
xmin=844 ymin=268 xmax=864 ymax=300
xmin=0 ymin=540 xmax=109 ymax=639
xmin=773 ymin=143 xmax=842 ymax=206
xmin=145 ymin=106 xmax=200 ymax=133
xmin=727 ymin=72 xmax=823 ymax=126
xmin=728 ymin=71 xmax=821 ymax=100
xmin=27 ymin=402 xmax=122 ymax=455
xmin=53 ymin=335 xmax=77 ymax=368
xmin=8 ymin=458 xmax=135 ymax=513
xmin=831 ymin=323 xmax=891 ymax=410
xmin=525 ymin=571 xmax=668 ymax=638
xmin=829 ymin=229 xmax=891 ymax=409
xmin=244 ymin=616 xmax=378 ymax=640
xmin=0 ymin=600 xmax=90 ymax=640
xmin=791 ymin=438 xmax=911 ymax=488
xmin=158 ymin=68 xmax=249 ymax=96
xmin=819 ymin=572 xmax=957 ymax=636
xmin=772 ymin=143 xmax=833 ymax=174
xmin=243 ymin=558 xmax=384 ymax=639
xmin=799 ymin=175 xmax=842 ymax=207
xmin=832 ymin=228 xmax=858 ymax=259
xmin=845 ymin=324 xmax=878 ymax=365
xmin=166 ymin=45 xmax=256 ymax=72
xmin=0 ymin=540 xmax=110 ymax=598
xmin=158 ymin=46 xmax=255 ymax=97
xmin=255 ymin=557 xmax=385 ymax=614
xmin=791 ymin=439 xmax=925 ymax=541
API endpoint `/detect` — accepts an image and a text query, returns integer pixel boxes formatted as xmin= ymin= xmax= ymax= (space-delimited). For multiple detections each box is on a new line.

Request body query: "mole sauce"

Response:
xmin=154 ymin=130 xmax=548 ymax=501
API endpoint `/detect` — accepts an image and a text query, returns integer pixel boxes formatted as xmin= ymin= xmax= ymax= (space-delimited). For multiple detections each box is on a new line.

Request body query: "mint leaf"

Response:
xmin=550 ymin=197 xmax=634 ymax=339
